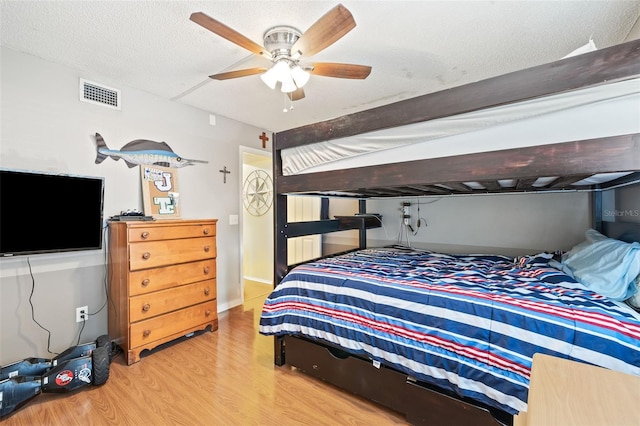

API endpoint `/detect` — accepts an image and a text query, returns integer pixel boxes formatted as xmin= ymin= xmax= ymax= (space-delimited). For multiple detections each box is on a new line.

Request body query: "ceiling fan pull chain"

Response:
xmin=282 ymin=91 xmax=294 ymax=113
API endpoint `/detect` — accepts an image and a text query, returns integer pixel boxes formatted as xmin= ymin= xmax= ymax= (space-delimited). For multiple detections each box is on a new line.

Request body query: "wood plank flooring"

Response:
xmin=2 ymin=285 xmax=407 ymax=425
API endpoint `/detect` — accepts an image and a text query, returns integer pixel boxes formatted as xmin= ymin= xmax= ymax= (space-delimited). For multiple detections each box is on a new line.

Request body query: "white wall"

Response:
xmin=0 ymin=47 xmax=270 ymax=362
xmin=366 ymin=191 xmax=591 ymax=256
xmin=624 ymin=14 xmax=640 ymax=41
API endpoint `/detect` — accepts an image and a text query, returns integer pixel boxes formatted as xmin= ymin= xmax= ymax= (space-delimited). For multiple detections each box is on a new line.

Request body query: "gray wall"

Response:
xmin=614 ymin=185 xmax=640 ymax=223
xmin=322 ymin=191 xmax=592 ymax=256
xmin=0 ymin=47 xmax=270 ymax=362
xmin=366 ymin=191 xmax=591 ymax=256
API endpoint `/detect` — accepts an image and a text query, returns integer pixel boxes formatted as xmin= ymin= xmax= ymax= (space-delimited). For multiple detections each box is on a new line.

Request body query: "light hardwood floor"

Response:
xmin=3 ymin=284 xmax=407 ymax=425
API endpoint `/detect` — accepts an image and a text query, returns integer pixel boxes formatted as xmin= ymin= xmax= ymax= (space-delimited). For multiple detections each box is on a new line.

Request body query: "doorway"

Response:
xmin=240 ymin=147 xmax=273 ymax=302
xmin=239 ymin=147 xmax=323 ymax=303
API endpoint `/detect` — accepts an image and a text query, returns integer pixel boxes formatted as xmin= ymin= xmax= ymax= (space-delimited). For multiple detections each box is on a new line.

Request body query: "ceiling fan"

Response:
xmin=190 ymin=4 xmax=371 ymax=101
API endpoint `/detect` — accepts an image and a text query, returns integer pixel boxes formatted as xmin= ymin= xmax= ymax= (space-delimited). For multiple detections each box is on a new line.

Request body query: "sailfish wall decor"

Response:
xmin=94 ymin=133 xmax=208 ymax=168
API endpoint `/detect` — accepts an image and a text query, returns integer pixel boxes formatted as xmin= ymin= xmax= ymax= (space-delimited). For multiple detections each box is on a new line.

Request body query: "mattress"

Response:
xmin=259 ymin=247 xmax=640 ymax=414
xmin=281 ymin=78 xmax=640 ymax=176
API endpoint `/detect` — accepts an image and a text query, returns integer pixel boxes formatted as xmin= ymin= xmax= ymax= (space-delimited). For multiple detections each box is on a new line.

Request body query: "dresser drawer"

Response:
xmin=130 ymin=300 xmax=217 ymax=348
xmin=128 ymin=259 xmax=216 ymax=296
xmin=129 ymin=279 xmax=216 ymax=322
xmin=128 ymin=223 xmax=216 ymax=242
xmin=129 ymin=237 xmax=216 ymax=270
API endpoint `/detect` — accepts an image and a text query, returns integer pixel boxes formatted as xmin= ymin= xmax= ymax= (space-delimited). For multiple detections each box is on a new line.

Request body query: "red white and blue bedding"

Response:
xmin=259 ymin=247 xmax=640 ymax=414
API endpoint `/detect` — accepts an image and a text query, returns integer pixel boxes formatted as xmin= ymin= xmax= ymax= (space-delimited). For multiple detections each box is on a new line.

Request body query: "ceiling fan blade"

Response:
xmin=209 ymin=68 xmax=268 ymax=80
xmin=287 ymin=87 xmax=306 ymax=101
xmin=290 ymin=4 xmax=356 ymax=58
xmin=310 ymin=63 xmax=371 ymax=79
xmin=190 ymin=12 xmax=269 ymax=57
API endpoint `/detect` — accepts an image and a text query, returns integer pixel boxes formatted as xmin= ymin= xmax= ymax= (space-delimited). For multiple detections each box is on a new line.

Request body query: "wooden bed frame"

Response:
xmin=269 ymin=39 xmax=640 ymax=426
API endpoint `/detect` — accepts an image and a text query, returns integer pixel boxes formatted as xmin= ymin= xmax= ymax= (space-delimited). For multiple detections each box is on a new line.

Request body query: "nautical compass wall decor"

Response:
xmin=243 ymin=169 xmax=273 ymax=216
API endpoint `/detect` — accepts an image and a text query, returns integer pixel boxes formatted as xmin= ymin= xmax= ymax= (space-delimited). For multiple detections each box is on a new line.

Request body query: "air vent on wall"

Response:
xmin=79 ymin=78 xmax=121 ymax=110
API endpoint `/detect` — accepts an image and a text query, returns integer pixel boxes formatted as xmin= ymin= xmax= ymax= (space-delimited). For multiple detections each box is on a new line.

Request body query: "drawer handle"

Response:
xmin=205 ymin=310 xmax=211 ymax=317
xmin=143 ymin=330 xmax=151 ymax=338
xmin=142 ymin=304 xmax=151 ymax=312
xmin=141 ymin=279 xmax=150 ymax=287
xmin=204 ymin=287 xmax=210 ymax=296
xmin=141 ymin=231 xmax=150 ymax=239
xmin=203 ymin=266 xmax=210 ymax=274
xmin=203 ymin=228 xmax=210 ymax=235
xmin=204 ymin=246 xmax=210 ymax=253
xmin=142 ymin=252 xmax=151 ymax=260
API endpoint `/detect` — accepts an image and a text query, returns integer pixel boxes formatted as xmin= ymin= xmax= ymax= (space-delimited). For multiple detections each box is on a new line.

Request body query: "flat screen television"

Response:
xmin=0 ymin=169 xmax=105 ymax=256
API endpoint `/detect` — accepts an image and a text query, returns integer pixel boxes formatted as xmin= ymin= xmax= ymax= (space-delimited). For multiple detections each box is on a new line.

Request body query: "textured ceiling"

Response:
xmin=1 ymin=1 xmax=639 ymax=133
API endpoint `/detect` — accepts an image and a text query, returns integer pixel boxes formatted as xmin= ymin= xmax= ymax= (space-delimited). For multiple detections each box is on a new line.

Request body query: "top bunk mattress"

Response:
xmin=282 ymin=78 xmax=640 ymax=176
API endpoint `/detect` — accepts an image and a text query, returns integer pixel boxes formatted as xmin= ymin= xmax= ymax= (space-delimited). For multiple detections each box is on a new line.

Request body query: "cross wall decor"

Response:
xmin=259 ymin=132 xmax=269 ymax=149
xmin=219 ymin=166 xmax=231 ymax=184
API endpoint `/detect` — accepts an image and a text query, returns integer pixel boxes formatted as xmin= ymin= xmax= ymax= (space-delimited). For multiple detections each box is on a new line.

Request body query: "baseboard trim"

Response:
xmin=243 ymin=276 xmax=272 ymax=285
xmin=218 ymin=298 xmax=242 ymax=313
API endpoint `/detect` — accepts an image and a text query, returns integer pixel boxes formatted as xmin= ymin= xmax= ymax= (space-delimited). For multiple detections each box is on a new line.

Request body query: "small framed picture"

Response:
xmin=140 ymin=165 xmax=180 ymax=219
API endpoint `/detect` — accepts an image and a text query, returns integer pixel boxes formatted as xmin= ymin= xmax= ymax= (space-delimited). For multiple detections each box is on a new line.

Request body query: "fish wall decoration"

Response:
xmin=94 ymin=133 xmax=208 ymax=168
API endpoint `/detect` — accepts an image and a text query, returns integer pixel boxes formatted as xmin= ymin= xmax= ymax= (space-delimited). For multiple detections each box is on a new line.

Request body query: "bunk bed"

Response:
xmin=259 ymin=39 xmax=640 ymax=425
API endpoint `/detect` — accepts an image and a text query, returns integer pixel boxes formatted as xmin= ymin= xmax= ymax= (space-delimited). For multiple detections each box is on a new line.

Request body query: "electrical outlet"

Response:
xmin=402 ymin=202 xmax=411 ymax=225
xmin=76 ymin=306 xmax=88 ymax=322
xmin=402 ymin=202 xmax=411 ymax=215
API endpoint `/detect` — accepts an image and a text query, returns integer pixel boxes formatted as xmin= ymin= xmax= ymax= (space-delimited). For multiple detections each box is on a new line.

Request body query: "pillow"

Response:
xmin=563 ymin=229 xmax=640 ymax=301
xmin=626 ymin=275 xmax=640 ymax=308
xmin=563 ymin=228 xmax=609 ymax=260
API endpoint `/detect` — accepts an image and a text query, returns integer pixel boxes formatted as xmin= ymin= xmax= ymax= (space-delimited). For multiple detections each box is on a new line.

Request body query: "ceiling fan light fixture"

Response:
xmin=261 ymin=59 xmax=305 ymax=93
xmin=290 ymin=65 xmax=310 ymax=88
xmin=260 ymin=67 xmax=278 ymax=89
xmin=272 ymin=60 xmax=290 ymax=79
xmin=280 ymin=73 xmax=297 ymax=93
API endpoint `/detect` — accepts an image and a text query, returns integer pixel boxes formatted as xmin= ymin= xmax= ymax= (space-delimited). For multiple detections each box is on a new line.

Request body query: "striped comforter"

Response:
xmin=259 ymin=248 xmax=640 ymax=414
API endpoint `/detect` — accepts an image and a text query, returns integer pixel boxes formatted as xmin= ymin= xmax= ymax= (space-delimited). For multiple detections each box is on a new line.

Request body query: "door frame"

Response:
xmin=239 ymin=145 xmax=273 ymax=303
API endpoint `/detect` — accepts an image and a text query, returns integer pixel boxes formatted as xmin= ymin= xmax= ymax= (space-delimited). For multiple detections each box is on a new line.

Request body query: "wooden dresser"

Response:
xmin=108 ymin=219 xmax=218 ymax=364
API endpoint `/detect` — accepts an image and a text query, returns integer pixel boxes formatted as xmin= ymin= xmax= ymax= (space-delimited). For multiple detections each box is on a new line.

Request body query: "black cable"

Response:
xmin=75 ymin=314 xmax=86 ymax=345
xmin=74 ymin=225 xmax=111 ymax=345
xmin=105 ymin=224 xmax=119 ymax=324
xmin=26 ymin=257 xmax=59 ymax=355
